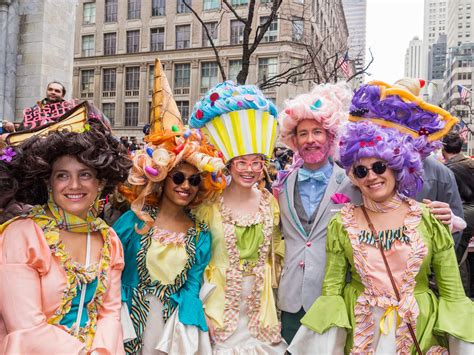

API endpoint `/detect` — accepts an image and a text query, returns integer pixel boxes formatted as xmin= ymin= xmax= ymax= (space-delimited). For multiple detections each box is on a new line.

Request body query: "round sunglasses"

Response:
xmin=353 ymin=161 xmax=387 ymax=179
xmin=168 ymin=171 xmax=201 ymax=187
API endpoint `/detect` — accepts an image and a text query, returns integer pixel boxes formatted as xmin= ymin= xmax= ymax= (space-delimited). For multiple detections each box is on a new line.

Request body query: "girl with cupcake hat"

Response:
xmin=288 ymin=79 xmax=473 ymax=354
xmin=113 ymin=60 xmax=226 ymax=354
xmin=189 ymin=81 xmax=287 ymax=354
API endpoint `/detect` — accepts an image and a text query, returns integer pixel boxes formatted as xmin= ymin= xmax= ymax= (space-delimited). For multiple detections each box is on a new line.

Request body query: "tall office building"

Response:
xmin=421 ymin=0 xmax=448 ymax=83
xmin=404 ymin=36 xmax=423 ymax=78
xmin=73 ymin=0 xmax=349 ymax=138
xmin=0 ymin=0 xmax=77 ymax=122
xmin=444 ymin=0 xmax=474 ymax=155
xmin=341 ymin=0 xmax=367 ymax=86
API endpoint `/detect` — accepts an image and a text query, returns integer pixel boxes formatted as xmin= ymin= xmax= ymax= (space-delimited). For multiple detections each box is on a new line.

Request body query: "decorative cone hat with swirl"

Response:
xmin=123 ymin=59 xmax=226 ymax=231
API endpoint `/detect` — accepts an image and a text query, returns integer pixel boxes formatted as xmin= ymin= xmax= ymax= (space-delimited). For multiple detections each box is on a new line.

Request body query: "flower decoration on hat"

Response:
xmin=0 ymin=147 xmax=16 ymax=163
xmin=189 ymin=81 xmax=278 ymax=160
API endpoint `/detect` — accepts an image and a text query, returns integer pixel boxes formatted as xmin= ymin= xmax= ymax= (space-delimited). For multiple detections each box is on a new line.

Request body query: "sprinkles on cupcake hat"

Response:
xmin=189 ymin=81 xmax=279 ymax=160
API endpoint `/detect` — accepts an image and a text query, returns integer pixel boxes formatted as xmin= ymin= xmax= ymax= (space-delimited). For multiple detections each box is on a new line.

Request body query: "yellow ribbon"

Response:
xmin=379 ymin=306 xmax=401 ymax=335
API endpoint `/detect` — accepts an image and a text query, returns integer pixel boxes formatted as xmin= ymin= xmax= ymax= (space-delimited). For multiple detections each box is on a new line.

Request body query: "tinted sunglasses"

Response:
xmin=168 ymin=171 xmax=201 ymax=186
xmin=353 ymin=161 xmax=387 ymax=179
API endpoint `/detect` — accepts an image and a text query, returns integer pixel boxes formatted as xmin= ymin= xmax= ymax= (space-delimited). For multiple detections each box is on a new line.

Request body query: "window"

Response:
xmin=83 ymin=3 xmax=96 ymax=24
xmin=260 ymin=16 xmax=278 ymax=42
xmin=125 ymin=67 xmax=140 ymax=92
xmin=177 ymin=101 xmax=190 ymax=123
xmin=150 ymin=28 xmax=165 ymax=51
xmin=203 ymin=0 xmax=219 ymax=10
xmin=200 ymin=62 xmax=218 ymax=93
xmin=174 ymin=63 xmax=191 ymax=93
xmin=102 ymin=103 xmax=115 ymax=126
xmin=152 ymin=0 xmax=165 ymax=16
xmin=125 ymin=102 xmax=139 ymax=126
xmin=81 ymin=70 xmax=94 ymax=92
xmin=105 ymin=0 xmax=117 ymax=22
xmin=82 ymin=35 xmax=95 ymax=57
xmin=290 ymin=57 xmax=303 ymax=83
xmin=126 ymin=30 xmax=140 ymax=53
xmin=228 ymin=60 xmax=241 ymax=82
xmin=104 ymin=33 xmax=117 ymax=55
xmin=231 ymin=0 xmax=248 ymax=6
xmin=128 ymin=0 xmax=141 ymax=19
xmin=177 ymin=0 xmax=191 ymax=13
xmin=176 ymin=25 xmax=191 ymax=49
xmin=258 ymin=57 xmax=277 ymax=82
xmin=148 ymin=65 xmax=154 ymax=94
xmin=292 ymin=16 xmax=303 ymax=42
xmin=230 ymin=20 xmax=245 ymax=45
xmin=202 ymin=22 xmax=218 ymax=47
xmin=102 ymin=68 xmax=116 ymax=93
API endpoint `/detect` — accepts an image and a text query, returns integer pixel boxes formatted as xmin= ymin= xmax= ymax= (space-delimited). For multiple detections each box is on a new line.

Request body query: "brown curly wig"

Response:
xmin=12 ymin=119 xmax=132 ymax=206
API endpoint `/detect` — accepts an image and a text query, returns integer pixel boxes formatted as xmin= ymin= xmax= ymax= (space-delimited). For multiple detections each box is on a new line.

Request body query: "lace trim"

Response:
xmin=151 ymin=227 xmax=187 ymax=246
xmin=29 ymin=205 xmax=112 ymax=351
xmin=215 ymin=189 xmax=281 ymax=343
xmin=340 ymin=199 xmax=427 ymax=354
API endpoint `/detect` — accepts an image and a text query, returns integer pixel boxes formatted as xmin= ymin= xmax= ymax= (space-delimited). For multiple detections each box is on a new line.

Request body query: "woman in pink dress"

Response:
xmin=0 ymin=105 xmax=132 ymax=354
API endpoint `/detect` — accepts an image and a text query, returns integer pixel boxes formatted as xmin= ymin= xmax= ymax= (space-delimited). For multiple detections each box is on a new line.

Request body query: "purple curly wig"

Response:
xmin=339 ymin=121 xmax=423 ymax=197
xmin=350 ymin=82 xmax=443 ymax=158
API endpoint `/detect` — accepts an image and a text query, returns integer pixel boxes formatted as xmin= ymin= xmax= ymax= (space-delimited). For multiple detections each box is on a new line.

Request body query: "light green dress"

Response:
xmin=292 ymin=200 xmax=474 ymax=354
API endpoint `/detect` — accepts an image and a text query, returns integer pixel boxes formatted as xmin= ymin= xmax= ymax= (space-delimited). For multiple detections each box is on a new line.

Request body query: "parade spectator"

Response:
xmin=289 ymin=79 xmax=473 ymax=354
xmin=190 ymin=82 xmax=287 ymax=354
xmin=443 ymin=130 xmax=474 ymax=295
xmin=0 ymin=112 xmax=131 ymax=353
xmin=274 ymin=82 xmax=361 ymax=345
xmin=114 ymin=127 xmax=225 ymax=354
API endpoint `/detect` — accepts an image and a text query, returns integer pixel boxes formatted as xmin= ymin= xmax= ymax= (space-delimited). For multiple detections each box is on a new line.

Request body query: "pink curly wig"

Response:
xmin=278 ymin=82 xmax=352 ymax=155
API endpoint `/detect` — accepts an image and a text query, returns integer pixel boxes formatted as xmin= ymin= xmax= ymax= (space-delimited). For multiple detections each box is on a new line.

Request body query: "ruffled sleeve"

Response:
xmin=91 ymin=229 xmax=125 ymax=355
xmin=0 ymin=218 xmax=85 ymax=354
xmin=300 ymin=214 xmax=351 ymax=333
xmin=170 ymin=228 xmax=211 ymax=331
xmin=113 ymin=210 xmax=144 ymax=309
xmin=429 ymin=214 xmax=474 ymax=343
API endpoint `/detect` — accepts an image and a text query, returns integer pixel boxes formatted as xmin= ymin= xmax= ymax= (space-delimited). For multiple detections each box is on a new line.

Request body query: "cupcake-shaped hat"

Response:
xmin=189 ymin=81 xmax=278 ymax=160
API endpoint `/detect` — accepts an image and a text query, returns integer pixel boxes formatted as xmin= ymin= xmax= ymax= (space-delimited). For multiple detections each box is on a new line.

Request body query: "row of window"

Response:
xmin=85 ymin=0 xmax=257 ymax=25
xmin=80 ymin=58 xmax=279 ymax=95
xmin=81 ymin=17 xmax=303 ymax=56
xmin=102 ymin=100 xmax=190 ymax=127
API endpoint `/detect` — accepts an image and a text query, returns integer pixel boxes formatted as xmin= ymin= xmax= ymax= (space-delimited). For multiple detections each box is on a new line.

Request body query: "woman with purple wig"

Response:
xmin=288 ymin=79 xmax=473 ymax=354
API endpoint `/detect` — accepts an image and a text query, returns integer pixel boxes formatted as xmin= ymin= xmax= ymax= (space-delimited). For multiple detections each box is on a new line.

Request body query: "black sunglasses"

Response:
xmin=353 ymin=161 xmax=387 ymax=179
xmin=168 ymin=171 xmax=201 ymax=187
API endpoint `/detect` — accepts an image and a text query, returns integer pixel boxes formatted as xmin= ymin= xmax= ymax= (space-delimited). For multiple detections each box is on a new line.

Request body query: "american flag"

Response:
xmin=338 ymin=52 xmax=351 ymax=78
xmin=457 ymin=84 xmax=471 ymax=102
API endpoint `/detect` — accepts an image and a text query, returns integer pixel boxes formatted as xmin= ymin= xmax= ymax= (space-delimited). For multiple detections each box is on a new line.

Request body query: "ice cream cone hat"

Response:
xmin=149 ymin=58 xmax=184 ymax=133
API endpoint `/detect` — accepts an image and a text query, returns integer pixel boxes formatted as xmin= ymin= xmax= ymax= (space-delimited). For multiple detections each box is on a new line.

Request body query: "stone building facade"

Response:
xmin=72 ymin=0 xmax=349 ymax=138
xmin=0 ymin=0 xmax=77 ymax=122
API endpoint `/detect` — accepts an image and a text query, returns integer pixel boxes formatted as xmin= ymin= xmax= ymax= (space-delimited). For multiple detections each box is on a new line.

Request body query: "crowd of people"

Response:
xmin=0 ymin=75 xmax=473 ymax=355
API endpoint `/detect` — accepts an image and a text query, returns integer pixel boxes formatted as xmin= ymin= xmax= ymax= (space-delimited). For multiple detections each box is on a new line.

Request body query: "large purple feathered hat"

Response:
xmin=339 ymin=78 xmax=459 ymax=197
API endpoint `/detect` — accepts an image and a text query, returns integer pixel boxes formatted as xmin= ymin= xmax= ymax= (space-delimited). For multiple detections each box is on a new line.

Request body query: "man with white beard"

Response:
xmin=273 ymin=82 xmax=362 ymax=346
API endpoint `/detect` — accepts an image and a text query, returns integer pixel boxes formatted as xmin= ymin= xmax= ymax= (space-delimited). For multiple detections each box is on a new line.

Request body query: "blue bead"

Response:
xmin=146 ymin=147 xmax=154 ymax=157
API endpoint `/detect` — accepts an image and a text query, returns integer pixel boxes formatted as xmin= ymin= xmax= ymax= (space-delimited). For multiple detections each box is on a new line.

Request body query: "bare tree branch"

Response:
xmin=345 ymin=48 xmax=374 ymax=82
xmin=183 ymin=0 xmax=227 ymax=80
xmin=222 ymin=0 xmax=246 ymax=22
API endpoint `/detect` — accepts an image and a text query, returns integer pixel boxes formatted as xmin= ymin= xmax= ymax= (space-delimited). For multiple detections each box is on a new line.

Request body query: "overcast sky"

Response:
xmin=365 ymin=0 xmax=424 ymax=84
